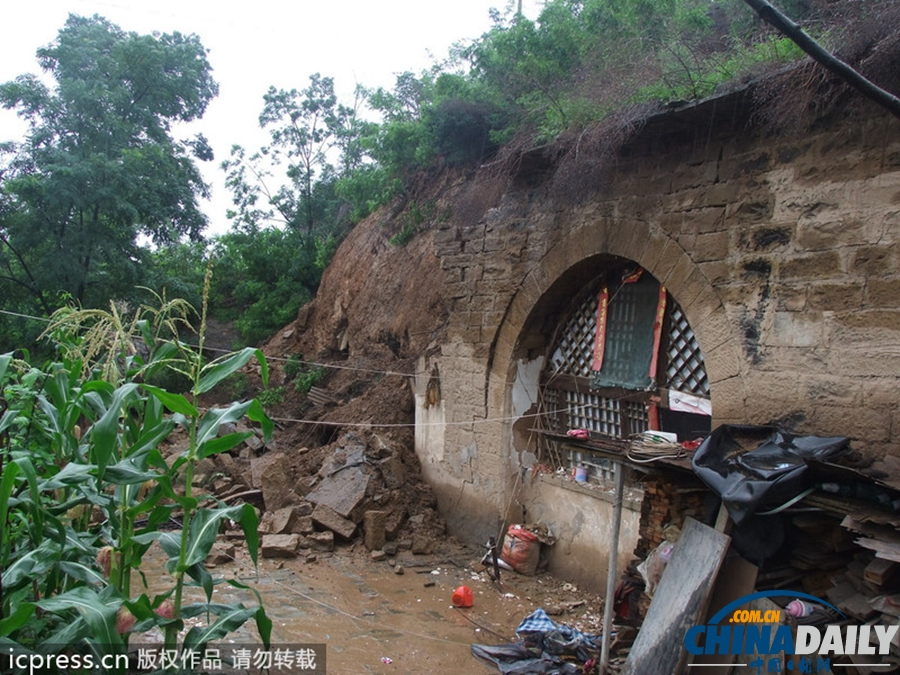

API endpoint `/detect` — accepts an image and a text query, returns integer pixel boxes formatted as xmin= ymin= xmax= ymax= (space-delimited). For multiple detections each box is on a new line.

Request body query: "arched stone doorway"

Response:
xmin=484 ymin=237 xmax=735 ymax=587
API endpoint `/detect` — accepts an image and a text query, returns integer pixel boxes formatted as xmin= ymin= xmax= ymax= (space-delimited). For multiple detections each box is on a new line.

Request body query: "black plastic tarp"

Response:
xmin=691 ymin=425 xmax=849 ymax=524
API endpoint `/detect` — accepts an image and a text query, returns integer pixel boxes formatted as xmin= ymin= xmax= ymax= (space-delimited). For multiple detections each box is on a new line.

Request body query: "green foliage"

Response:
xmin=390 ymin=200 xmax=436 ymax=247
xmin=209 ymin=226 xmax=318 ymax=345
xmin=256 ymin=386 xmax=285 ymax=408
xmin=426 ymin=96 xmax=506 ymax=165
xmin=334 ymin=164 xmax=402 ymax=222
xmin=0 ymin=293 xmax=271 ymax=658
xmin=283 ymin=354 xmax=307 ymax=381
xmin=220 ymin=371 xmax=250 ymax=400
xmin=145 ymin=240 xmax=210 ymax=311
xmin=223 ymin=74 xmax=368 ymax=235
xmin=283 ymin=356 xmax=326 ymax=395
xmin=294 ymin=368 xmax=326 ymax=395
xmin=314 ymin=232 xmax=339 ymax=271
xmin=0 ymin=15 xmax=217 ymax=322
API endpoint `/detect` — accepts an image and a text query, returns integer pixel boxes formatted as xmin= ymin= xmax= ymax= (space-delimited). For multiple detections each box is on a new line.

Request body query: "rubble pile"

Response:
xmin=766 ymin=497 xmax=900 ymax=657
xmin=164 ymin=422 xmax=448 ymax=561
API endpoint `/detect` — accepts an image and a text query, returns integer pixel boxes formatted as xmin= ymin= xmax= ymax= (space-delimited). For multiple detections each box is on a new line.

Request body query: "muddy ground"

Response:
xmin=137 ymin=537 xmax=610 ymax=675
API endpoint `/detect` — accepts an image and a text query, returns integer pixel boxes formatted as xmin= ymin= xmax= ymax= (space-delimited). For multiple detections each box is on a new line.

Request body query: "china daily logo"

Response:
xmin=684 ymin=591 xmax=898 ymax=673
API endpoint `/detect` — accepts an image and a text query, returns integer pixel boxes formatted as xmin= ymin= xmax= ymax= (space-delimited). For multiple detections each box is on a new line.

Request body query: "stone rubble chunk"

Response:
xmin=250 ymin=453 xmax=284 ymax=489
xmin=364 ymin=510 xmax=387 ymax=551
xmin=385 ymin=507 xmax=406 ymax=540
xmin=293 ymin=515 xmax=315 ymax=535
xmin=259 ymin=454 xmax=299 ymax=511
xmin=306 ymin=530 xmax=335 ymax=552
xmin=269 ymin=506 xmax=299 ymax=535
xmin=411 ymin=535 xmax=434 ymax=555
xmin=312 ymin=504 xmax=357 ymax=539
xmin=294 ymin=475 xmax=318 ymax=497
xmin=261 ymin=534 xmax=301 ymax=559
xmin=379 ymin=455 xmax=406 ymax=489
xmin=206 ymin=542 xmax=236 ymax=566
xmin=244 ymin=434 xmax=264 ymax=451
xmin=306 ymin=466 xmax=369 ymax=519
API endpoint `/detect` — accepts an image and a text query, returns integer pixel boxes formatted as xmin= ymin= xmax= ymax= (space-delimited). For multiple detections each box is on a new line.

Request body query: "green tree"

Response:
xmin=223 ymin=73 xmax=358 ymax=234
xmin=208 ymin=225 xmax=320 ymax=344
xmin=0 ymin=14 xmax=217 ymax=317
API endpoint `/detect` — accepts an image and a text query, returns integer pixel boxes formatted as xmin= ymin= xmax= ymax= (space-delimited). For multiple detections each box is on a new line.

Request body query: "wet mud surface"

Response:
xmin=136 ymin=540 xmax=606 ymax=675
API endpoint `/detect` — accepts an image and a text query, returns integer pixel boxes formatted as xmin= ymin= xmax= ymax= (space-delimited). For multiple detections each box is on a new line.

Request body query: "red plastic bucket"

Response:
xmin=452 ymin=585 xmax=474 ymax=607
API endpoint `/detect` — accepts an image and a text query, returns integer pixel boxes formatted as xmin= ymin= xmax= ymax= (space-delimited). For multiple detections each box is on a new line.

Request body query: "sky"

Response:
xmin=1 ymin=0 xmax=544 ymax=235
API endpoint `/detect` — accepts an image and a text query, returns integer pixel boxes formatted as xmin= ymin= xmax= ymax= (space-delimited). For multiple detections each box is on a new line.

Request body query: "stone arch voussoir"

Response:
xmin=489 ymin=219 xmax=747 ymax=426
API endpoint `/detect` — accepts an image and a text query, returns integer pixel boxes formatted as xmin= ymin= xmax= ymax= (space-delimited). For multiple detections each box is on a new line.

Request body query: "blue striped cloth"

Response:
xmin=515 ymin=609 xmax=560 ymax=636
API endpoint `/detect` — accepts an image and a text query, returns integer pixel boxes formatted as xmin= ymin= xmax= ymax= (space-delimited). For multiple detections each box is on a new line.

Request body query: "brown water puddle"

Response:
xmin=132 ymin=541 xmax=602 ymax=675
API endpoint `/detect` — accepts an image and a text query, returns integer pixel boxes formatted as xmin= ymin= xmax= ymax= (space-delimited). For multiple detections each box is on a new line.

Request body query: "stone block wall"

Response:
xmin=413 ymin=91 xmax=900 ymax=574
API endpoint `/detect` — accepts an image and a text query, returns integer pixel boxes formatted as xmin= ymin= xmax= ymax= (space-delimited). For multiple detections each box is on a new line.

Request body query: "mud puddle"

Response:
xmin=134 ymin=540 xmax=606 ymax=675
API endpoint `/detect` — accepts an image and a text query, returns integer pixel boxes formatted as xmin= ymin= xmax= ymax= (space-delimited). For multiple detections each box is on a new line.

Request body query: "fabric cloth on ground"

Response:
xmin=472 ymin=608 xmax=602 ymax=674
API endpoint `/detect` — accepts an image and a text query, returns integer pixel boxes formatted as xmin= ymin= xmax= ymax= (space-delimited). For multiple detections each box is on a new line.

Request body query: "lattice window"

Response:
xmin=548 ymin=282 xmax=602 ymax=378
xmin=560 ymin=390 xmax=649 ymax=438
xmin=665 ymin=304 xmax=710 ymax=396
xmin=536 ymin=269 xmax=710 ymax=483
xmin=541 ymin=387 xmax=562 ymax=433
xmin=566 ymin=449 xmax=617 ymax=482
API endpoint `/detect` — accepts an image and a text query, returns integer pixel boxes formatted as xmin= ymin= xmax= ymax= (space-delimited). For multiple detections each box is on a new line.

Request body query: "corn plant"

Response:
xmin=0 ymin=286 xmax=273 ymax=672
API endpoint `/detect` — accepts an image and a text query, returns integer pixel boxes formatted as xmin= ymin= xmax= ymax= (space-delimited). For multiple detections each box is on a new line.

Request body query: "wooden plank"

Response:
xmin=865 ymin=558 xmax=897 ymax=587
xmin=688 ymin=553 xmax=759 ymax=675
xmin=826 ymin=581 xmax=858 ymax=607
xmin=842 ymin=517 xmax=900 ymax=542
xmin=623 ymin=517 xmax=731 ymax=675
xmin=856 ymin=538 xmax=900 ymax=563
xmin=837 ymin=592 xmax=878 ymax=621
xmin=870 ymin=594 xmax=900 ymax=618
xmin=714 ymin=502 xmax=731 ymax=533
xmin=307 ymin=386 xmax=338 ymax=406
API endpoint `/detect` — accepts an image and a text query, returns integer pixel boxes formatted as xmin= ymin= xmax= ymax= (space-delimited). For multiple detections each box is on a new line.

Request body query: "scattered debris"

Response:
xmin=472 ymin=608 xmax=601 ymax=674
xmin=163 ymin=425 xmax=448 ymax=562
xmin=623 ymin=518 xmax=730 ymax=675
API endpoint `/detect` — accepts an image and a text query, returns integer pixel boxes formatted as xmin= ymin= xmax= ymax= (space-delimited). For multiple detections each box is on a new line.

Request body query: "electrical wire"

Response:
xmin=0 ymin=308 xmax=51 ymax=322
xmin=0 ymin=308 xmax=658 ymax=432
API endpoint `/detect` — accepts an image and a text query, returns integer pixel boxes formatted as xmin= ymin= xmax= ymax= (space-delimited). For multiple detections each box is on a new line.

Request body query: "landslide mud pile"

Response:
xmin=201 ymin=168 xmax=486 ymax=555
xmin=176 ymin=420 xmax=446 ymax=558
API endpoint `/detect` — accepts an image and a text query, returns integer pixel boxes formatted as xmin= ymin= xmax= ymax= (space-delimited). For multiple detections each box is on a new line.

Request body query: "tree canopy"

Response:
xmin=0 ymin=14 xmax=217 ymax=324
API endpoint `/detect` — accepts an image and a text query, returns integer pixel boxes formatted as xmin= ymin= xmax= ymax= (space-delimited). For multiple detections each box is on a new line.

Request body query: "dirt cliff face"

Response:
xmin=244 ymin=170 xmax=483 ymax=552
xmin=274 ymin=176 xmax=462 ymax=367
xmin=257 ymin=168 xmax=482 ymax=458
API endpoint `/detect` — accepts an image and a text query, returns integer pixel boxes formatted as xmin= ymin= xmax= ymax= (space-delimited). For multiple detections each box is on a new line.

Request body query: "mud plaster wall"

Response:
xmin=412 ymin=96 xmax=900 ymax=589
